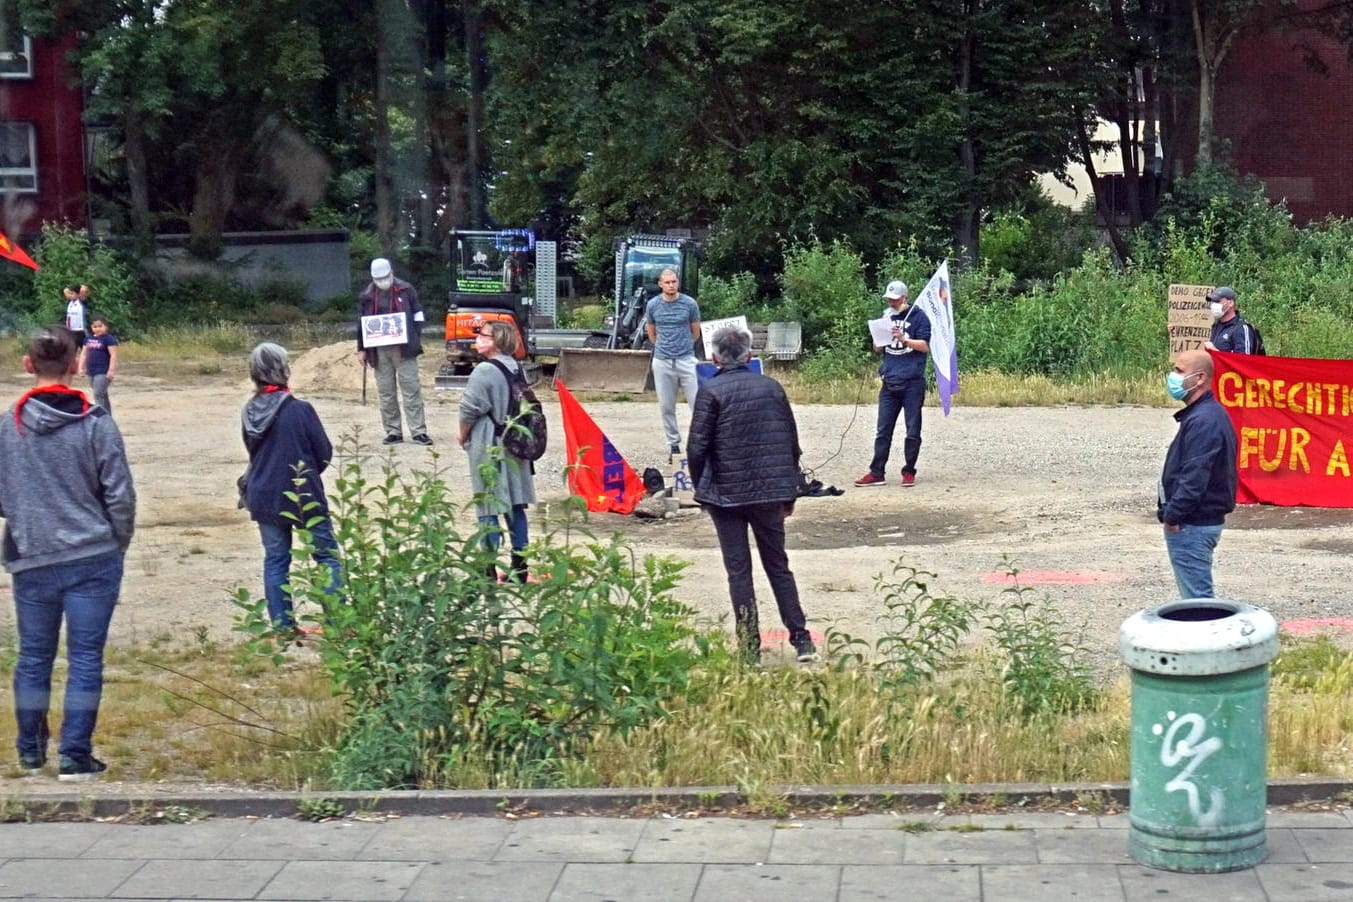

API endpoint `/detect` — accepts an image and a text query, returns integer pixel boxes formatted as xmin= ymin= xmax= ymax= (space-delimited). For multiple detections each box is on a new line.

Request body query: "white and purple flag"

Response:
xmin=913 ymin=260 xmax=958 ymax=414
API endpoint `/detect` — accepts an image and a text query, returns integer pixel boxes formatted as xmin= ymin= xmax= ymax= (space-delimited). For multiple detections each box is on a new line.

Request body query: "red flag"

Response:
xmin=0 ymin=230 xmax=38 ymax=270
xmin=1213 ymin=351 xmax=1353 ymax=507
xmin=556 ymin=380 xmax=647 ymax=514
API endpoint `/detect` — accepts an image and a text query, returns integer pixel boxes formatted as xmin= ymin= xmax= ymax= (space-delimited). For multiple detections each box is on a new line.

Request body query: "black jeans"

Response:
xmin=707 ymin=502 xmax=811 ymax=656
xmin=869 ymin=377 xmax=925 ymax=477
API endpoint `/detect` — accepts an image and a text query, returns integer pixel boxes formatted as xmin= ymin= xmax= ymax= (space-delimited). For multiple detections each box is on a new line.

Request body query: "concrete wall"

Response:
xmin=153 ymin=230 xmax=351 ymax=303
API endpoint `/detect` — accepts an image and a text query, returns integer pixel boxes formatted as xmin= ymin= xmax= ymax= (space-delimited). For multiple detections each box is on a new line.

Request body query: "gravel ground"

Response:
xmin=2 ymin=352 xmax=1352 ymax=683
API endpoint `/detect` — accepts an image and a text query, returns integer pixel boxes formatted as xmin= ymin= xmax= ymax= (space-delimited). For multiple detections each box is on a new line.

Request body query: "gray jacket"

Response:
xmin=458 ymin=356 xmax=536 ymax=517
xmin=0 ymin=388 xmax=136 ymax=573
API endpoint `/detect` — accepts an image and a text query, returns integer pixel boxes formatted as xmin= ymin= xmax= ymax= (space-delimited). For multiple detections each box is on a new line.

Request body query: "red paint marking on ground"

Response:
xmin=761 ymin=630 xmax=826 ymax=646
xmin=1281 ymin=618 xmax=1353 ymax=636
xmin=980 ymin=571 xmax=1128 ymax=586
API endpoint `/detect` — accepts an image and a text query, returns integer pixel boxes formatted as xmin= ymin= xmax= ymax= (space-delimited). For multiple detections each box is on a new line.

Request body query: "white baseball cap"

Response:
xmin=884 ymin=280 xmax=908 ymax=300
xmin=370 ymin=258 xmax=393 ymax=280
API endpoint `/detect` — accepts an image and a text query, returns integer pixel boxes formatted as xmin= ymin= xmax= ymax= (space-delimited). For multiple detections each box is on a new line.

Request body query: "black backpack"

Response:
xmin=486 ymin=358 xmax=548 ymax=461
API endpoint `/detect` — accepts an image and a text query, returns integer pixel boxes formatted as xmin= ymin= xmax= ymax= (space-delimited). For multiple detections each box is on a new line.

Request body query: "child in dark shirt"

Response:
xmin=79 ymin=316 xmax=119 ymax=413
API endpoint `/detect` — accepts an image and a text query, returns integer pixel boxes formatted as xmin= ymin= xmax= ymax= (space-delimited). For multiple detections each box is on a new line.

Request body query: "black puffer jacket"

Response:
xmin=686 ymin=364 xmax=801 ymax=507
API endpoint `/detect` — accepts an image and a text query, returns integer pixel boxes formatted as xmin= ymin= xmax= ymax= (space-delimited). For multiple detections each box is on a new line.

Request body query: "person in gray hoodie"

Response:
xmin=241 ymin=342 xmax=341 ymax=632
xmin=0 ymin=325 xmax=135 ymax=781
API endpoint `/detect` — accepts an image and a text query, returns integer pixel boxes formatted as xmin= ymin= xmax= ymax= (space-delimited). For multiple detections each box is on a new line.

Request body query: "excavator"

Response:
xmin=553 ymin=233 xmax=701 ymax=392
xmin=435 ymin=229 xmax=542 ymax=390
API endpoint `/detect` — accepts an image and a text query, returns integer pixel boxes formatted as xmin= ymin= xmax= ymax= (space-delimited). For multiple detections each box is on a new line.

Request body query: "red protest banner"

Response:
xmin=556 ymin=380 xmax=647 ymax=514
xmin=0 ymin=230 xmax=38 ymax=270
xmin=1213 ymin=351 xmax=1353 ymax=507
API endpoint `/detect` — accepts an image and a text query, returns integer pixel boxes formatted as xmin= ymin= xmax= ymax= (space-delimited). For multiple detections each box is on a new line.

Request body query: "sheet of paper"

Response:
xmin=699 ymin=315 xmax=749 ymax=360
xmin=868 ymin=317 xmax=896 ymax=348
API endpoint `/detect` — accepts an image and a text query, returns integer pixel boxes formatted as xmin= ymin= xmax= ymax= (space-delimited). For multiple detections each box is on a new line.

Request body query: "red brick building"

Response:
xmin=1213 ymin=22 xmax=1353 ymax=222
xmin=0 ymin=29 xmax=86 ymax=240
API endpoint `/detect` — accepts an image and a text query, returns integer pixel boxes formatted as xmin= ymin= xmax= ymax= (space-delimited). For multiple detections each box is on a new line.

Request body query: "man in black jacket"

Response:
xmin=1158 ymin=348 xmax=1237 ymax=598
xmin=687 ymin=327 xmax=816 ymax=663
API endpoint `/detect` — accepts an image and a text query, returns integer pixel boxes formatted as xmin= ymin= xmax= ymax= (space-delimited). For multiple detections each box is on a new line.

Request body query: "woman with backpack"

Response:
xmin=458 ymin=320 xmax=537 ymax=580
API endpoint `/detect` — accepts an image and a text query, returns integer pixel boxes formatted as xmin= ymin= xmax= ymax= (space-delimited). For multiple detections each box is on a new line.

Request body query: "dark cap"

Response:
xmin=1207 ymin=286 xmax=1237 ymax=302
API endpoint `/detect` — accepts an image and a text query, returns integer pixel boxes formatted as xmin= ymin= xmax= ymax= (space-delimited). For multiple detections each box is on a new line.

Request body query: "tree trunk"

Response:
xmin=1075 ymin=109 xmax=1131 ymax=266
xmin=374 ymin=7 xmax=396 ymax=254
xmin=463 ymin=0 xmax=486 ymax=229
xmin=122 ymin=106 xmax=153 ymax=256
xmin=954 ymin=1 xmax=979 ymax=263
xmin=187 ymin=138 xmax=240 ymax=261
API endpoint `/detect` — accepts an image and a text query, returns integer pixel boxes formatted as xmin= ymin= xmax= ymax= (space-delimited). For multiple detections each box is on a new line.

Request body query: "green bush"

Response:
xmin=32 ymin=223 xmax=136 ymax=334
xmin=235 ymin=438 xmax=707 ymax=789
xmin=698 ymin=271 xmax=764 ymax=321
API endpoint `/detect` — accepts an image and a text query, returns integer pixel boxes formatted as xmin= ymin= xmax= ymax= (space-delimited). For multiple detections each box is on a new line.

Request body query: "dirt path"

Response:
xmin=3 ymin=345 xmax=1351 ymax=676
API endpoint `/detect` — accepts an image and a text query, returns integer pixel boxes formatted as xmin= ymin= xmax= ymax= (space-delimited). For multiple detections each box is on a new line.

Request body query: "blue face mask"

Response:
xmin=1166 ymin=371 xmax=1192 ymax=401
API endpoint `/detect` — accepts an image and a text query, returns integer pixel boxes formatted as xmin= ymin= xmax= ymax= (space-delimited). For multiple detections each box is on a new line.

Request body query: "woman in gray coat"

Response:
xmin=457 ymin=320 xmax=537 ymax=579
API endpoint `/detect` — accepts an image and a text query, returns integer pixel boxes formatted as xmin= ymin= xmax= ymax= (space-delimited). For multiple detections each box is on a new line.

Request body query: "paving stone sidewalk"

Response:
xmin=3 ymin=808 xmax=1353 ymax=901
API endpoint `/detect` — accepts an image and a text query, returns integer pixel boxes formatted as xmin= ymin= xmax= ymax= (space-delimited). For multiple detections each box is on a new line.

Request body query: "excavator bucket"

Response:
xmin=554 ymin=349 xmax=654 ymax=393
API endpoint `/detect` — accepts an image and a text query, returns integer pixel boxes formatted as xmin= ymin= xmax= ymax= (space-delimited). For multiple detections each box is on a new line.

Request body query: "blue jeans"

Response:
xmin=258 ymin=516 xmax=342 ymax=628
xmin=479 ymin=505 xmax=529 ymax=552
xmin=1163 ymin=523 xmax=1223 ymax=599
xmin=12 ymin=550 xmax=124 ymax=761
xmin=869 ymin=377 xmax=926 ymax=477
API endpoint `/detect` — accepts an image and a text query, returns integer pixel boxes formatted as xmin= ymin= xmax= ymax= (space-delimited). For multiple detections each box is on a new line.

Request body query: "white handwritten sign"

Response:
xmin=699 ymin=316 xmax=749 ymax=361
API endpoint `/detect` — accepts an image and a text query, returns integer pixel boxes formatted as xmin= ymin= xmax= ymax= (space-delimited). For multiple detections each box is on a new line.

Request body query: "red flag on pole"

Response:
xmin=0 ymin=230 xmax=38 ymax=270
xmin=556 ymin=380 xmax=647 ymax=514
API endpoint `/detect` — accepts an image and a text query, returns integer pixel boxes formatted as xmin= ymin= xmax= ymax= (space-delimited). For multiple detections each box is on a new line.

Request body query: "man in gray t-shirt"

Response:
xmin=644 ymin=268 xmax=702 ymax=455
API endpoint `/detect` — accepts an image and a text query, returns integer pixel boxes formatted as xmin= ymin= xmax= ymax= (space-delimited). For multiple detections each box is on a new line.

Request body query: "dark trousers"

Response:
xmin=707 ymin=502 xmax=811 ymax=656
xmin=869 ymin=377 xmax=925 ymax=477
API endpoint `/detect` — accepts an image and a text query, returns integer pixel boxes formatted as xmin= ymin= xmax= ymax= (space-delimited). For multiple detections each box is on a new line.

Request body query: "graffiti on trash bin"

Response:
xmin=1153 ymin=711 xmax=1225 ymax=827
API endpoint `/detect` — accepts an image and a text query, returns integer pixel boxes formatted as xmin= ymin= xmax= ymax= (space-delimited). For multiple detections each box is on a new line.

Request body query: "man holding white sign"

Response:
xmin=357 ymin=258 xmax=431 ymax=446
xmin=645 ymin=268 xmax=702 ymax=456
xmin=856 ymin=280 xmax=931 ymax=488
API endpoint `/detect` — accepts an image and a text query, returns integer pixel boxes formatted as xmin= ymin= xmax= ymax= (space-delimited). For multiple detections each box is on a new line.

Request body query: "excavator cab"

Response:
xmin=554 ymin=234 xmax=701 ymax=391
xmin=437 ymin=229 xmax=537 ymax=389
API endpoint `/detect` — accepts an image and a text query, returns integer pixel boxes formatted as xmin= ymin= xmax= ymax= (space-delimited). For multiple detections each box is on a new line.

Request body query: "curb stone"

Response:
xmin=3 ymin=777 xmax=1350 ymax=820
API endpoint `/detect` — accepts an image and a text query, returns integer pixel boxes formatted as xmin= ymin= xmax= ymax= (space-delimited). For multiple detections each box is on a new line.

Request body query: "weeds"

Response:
xmin=234 ymin=437 xmax=706 ymax=789
xmin=296 ymin=797 xmax=347 ymax=821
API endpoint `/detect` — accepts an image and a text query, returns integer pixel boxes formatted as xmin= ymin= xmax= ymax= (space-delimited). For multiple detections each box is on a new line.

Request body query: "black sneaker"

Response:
xmin=382 ymin=434 xmax=404 ymax=446
xmin=669 ymin=443 xmax=680 ymax=455
xmin=411 ymin=433 xmax=433 ymax=446
xmin=18 ymin=754 xmax=45 ymax=775
xmin=794 ymin=641 xmax=819 ymax=663
xmin=58 ymin=754 xmax=107 ymax=782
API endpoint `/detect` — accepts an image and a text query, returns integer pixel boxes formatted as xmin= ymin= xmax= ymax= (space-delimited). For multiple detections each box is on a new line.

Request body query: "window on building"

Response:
xmin=0 ymin=18 xmax=32 ymax=78
xmin=0 ymin=122 xmax=37 ymax=191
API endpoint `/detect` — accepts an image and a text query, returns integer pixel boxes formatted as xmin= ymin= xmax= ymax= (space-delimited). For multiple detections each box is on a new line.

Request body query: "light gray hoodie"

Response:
xmin=0 ymin=388 xmax=136 ymax=573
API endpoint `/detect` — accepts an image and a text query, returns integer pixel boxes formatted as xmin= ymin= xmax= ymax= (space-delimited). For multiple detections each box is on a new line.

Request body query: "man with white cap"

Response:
xmin=356 ymin=258 xmax=431 ymax=445
xmin=855 ymin=280 xmax=931 ymax=488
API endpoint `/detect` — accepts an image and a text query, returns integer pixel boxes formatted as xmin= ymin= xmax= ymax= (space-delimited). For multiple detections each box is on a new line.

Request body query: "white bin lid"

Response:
xmin=1119 ymin=599 xmax=1279 ymax=676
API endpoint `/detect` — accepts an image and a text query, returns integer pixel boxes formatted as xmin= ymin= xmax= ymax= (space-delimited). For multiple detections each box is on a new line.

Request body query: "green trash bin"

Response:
xmin=1119 ymin=598 xmax=1279 ymax=873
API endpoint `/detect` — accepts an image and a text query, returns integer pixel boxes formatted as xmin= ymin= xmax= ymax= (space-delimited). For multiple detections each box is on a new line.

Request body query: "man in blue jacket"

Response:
xmin=687 ymin=327 xmax=816 ymax=664
xmin=1158 ymin=349 xmax=1237 ymax=598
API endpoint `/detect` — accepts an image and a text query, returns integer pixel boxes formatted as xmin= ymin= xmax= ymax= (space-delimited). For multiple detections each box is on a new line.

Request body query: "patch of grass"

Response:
xmin=0 ymin=637 xmax=340 ymax=788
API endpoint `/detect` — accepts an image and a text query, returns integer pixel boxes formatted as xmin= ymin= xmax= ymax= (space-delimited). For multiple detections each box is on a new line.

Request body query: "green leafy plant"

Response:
xmin=234 ymin=435 xmax=706 ymax=790
xmin=827 ymin=563 xmax=980 ymax=692
xmin=296 ymin=797 xmax=346 ymax=821
xmin=984 ymin=563 xmax=1095 ymax=718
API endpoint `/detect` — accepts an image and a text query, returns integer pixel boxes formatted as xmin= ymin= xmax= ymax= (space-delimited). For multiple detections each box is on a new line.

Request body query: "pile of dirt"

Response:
xmin=290 ymin=341 xmax=364 ymax=394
